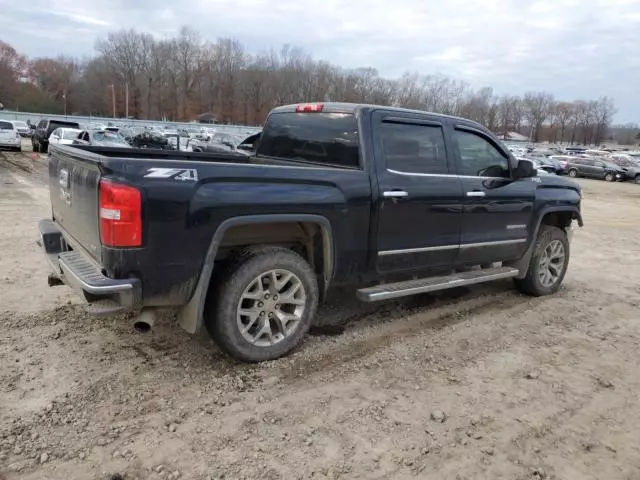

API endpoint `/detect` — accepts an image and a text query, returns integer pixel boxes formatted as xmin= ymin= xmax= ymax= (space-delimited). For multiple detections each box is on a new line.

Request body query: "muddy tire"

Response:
xmin=205 ymin=246 xmax=318 ymax=363
xmin=514 ymin=225 xmax=569 ymax=297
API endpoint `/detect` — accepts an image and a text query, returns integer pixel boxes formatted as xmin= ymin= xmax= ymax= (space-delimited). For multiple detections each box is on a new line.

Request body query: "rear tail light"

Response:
xmin=296 ymin=103 xmax=324 ymax=113
xmin=99 ymin=179 xmax=142 ymax=247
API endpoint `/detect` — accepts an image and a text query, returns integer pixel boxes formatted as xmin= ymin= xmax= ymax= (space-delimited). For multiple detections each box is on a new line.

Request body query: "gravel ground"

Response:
xmin=1 ymin=144 xmax=640 ymax=480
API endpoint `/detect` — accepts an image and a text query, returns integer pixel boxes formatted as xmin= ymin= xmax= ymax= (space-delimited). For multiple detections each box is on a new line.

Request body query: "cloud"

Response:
xmin=1 ymin=0 xmax=638 ymax=122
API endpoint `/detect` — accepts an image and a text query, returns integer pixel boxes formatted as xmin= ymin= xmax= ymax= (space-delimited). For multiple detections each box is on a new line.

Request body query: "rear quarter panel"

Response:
xmin=98 ymin=157 xmax=372 ymax=305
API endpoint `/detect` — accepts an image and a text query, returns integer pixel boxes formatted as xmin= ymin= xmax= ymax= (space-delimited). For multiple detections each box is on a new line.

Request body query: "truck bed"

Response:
xmin=69 ymin=144 xmax=253 ymax=162
xmin=46 ymin=143 xmax=372 ymax=307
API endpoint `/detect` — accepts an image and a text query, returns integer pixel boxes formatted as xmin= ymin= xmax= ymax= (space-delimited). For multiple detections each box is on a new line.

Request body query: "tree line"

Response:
xmin=1 ymin=27 xmax=636 ymax=145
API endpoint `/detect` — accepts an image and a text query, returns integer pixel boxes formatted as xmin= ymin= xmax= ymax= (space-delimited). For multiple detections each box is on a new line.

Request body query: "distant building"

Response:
xmin=196 ymin=112 xmax=217 ymax=124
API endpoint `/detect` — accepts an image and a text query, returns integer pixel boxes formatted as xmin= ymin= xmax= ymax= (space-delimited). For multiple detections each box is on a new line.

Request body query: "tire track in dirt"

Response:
xmin=278 ymin=278 xmax=638 ymax=386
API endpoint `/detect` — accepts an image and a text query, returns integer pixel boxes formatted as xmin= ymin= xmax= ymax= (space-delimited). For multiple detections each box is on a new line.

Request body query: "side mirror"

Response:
xmin=514 ymin=159 xmax=537 ymax=179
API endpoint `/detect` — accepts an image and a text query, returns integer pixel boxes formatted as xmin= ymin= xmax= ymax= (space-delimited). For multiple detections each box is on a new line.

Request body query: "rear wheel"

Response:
xmin=604 ymin=172 xmax=614 ymax=182
xmin=32 ymin=141 xmax=39 ymax=153
xmin=514 ymin=225 xmax=569 ymax=297
xmin=205 ymin=246 xmax=319 ymax=362
xmin=568 ymin=169 xmax=578 ymax=178
xmin=634 ymin=175 xmax=640 ymax=184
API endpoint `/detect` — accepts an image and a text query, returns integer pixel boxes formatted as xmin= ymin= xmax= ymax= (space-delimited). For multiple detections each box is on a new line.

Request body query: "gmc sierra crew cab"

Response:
xmin=38 ymin=102 xmax=583 ymax=362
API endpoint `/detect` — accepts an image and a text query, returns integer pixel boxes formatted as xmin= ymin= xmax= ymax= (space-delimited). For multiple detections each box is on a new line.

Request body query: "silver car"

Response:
xmin=10 ymin=120 xmax=31 ymax=137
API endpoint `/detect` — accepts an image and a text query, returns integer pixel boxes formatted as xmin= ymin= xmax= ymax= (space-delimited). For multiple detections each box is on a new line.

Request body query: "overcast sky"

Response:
xmin=1 ymin=0 xmax=638 ymax=123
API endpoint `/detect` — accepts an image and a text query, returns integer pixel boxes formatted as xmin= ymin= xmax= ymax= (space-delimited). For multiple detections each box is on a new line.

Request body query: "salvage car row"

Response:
xmin=20 ymin=117 xmax=260 ymax=154
xmin=507 ymin=144 xmax=640 ymax=184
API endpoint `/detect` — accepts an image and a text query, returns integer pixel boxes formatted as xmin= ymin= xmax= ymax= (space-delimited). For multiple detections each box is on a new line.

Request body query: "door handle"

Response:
xmin=383 ymin=190 xmax=409 ymax=198
xmin=466 ymin=191 xmax=486 ymax=197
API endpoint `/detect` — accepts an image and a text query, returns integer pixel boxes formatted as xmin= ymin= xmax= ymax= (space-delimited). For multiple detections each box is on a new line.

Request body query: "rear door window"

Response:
xmin=257 ymin=112 xmax=360 ymax=168
xmin=0 ymin=121 xmax=14 ymax=130
xmin=379 ymin=121 xmax=449 ymax=175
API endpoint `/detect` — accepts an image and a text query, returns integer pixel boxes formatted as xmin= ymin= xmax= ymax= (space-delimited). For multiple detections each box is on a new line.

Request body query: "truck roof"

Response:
xmin=270 ymin=102 xmax=482 ymax=127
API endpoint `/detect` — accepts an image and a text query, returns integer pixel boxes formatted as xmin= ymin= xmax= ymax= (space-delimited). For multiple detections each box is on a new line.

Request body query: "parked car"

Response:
xmin=130 ymin=131 xmax=175 ymax=150
xmin=0 ymin=120 xmax=22 ymax=152
xmin=609 ymin=154 xmax=640 ymax=183
xmin=191 ymin=132 xmax=240 ymax=153
xmin=236 ymin=132 xmax=261 ymax=154
xmin=191 ymin=132 xmax=261 ymax=155
xmin=564 ymin=157 xmax=625 ymax=181
xmin=118 ymin=127 xmax=144 ymax=145
xmin=49 ymin=128 xmax=82 ymax=146
xmin=39 ymin=102 xmax=583 ymax=363
xmin=537 ymin=157 xmax=564 ymax=175
xmin=10 ymin=120 xmax=31 ymax=137
xmin=32 ymin=119 xmax=81 ymax=153
xmin=530 ymin=159 xmax=554 ymax=175
xmin=73 ymin=130 xmax=132 ymax=148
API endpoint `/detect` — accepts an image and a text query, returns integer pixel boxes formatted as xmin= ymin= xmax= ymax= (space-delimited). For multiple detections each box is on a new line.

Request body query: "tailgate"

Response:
xmin=49 ymin=147 xmax=103 ymax=261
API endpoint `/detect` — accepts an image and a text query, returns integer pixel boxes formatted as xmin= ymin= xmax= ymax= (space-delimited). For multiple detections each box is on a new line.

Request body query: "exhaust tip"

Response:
xmin=133 ymin=321 xmax=151 ymax=334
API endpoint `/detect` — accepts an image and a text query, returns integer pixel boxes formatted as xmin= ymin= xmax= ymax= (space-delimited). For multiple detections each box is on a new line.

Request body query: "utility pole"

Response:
xmin=125 ymin=82 xmax=129 ymax=119
xmin=110 ymin=84 xmax=116 ymax=118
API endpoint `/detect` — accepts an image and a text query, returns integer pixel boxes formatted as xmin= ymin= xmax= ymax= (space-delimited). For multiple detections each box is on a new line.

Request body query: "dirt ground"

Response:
xmin=1 ymin=143 xmax=640 ymax=480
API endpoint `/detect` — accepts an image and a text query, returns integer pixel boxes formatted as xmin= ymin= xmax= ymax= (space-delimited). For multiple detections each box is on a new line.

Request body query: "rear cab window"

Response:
xmin=257 ymin=111 xmax=360 ymax=169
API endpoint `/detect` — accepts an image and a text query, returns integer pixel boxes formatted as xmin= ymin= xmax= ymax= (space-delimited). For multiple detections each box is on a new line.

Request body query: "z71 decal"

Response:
xmin=144 ymin=168 xmax=199 ymax=182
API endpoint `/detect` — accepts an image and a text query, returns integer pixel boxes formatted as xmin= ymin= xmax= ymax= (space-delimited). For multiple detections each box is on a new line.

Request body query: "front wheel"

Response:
xmin=206 ymin=246 xmax=319 ymax=362
xmin=514 ymin=225 xmax=569 ymax=297
xmin=604 ymin=172 xmax=614 ymax=182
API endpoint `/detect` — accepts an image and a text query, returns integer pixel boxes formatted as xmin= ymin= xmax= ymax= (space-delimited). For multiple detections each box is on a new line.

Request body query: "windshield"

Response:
xmin=93 ymin=131 xmax=129 ymax=146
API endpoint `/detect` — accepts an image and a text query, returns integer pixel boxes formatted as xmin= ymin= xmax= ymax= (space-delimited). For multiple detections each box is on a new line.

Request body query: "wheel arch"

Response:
xmin=177 ymin=214 xmax=334 ymax=334
xmin=508 ymin=206 xmax=582 ymax=279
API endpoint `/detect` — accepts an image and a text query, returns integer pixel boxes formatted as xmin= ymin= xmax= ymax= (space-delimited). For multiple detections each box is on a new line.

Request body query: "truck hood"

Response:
xmin=537 ymin=173 xmax=581 ymax=194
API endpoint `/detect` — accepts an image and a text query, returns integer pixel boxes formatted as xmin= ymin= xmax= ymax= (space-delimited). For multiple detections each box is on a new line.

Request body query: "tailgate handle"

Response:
xmin=466 ymin=191 xmax=486 ymax=197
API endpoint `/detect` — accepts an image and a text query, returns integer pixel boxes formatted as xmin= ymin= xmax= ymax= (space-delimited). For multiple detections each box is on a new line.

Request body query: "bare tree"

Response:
xmin=0 ymin=30 xmax=623 ymax=130
xmin=523 ymin=92 xmax=554 ymax=142
xmin=592 ymin=96 xmax=617 ymax=146
xmin=0 ymin=40 xmax=27 ymax=108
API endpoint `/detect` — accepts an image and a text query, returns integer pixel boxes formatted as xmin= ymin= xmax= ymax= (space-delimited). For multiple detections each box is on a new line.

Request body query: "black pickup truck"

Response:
xmin=39 ymin=102 xmax=583 ymax=362
xmin=32 ymin=118 xmax=81 ymax=153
